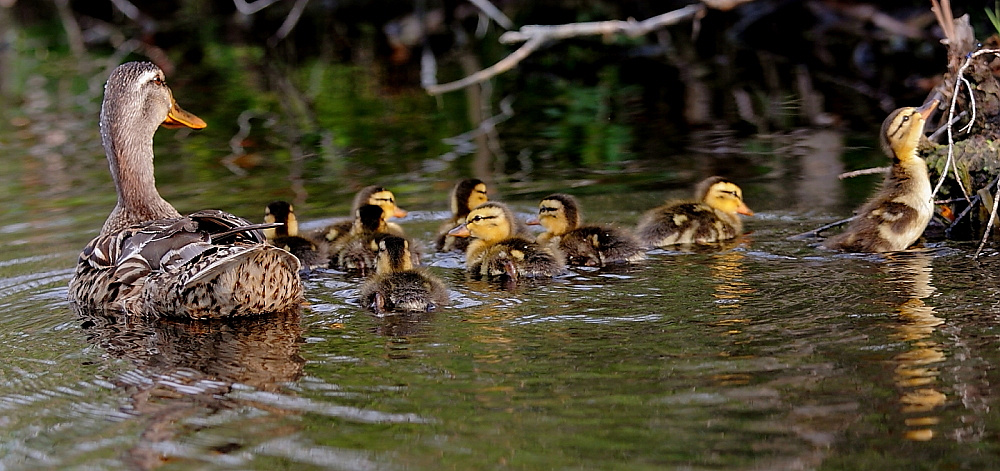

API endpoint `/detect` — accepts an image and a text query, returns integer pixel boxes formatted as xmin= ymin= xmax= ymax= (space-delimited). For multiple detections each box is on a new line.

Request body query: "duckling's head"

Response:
xmin=375 ymin=235 xmax=414 ymax=273
xmin=354 ymin=185 xmax=408 ymax=220
xmin=533 ymin=193 xmax=580 ymax=236
xmin=696 ymin=177 xmax=754 ymax=217
xmin=263 ymin=200 xmax=299 ymax=239
xmin=452 ymin=179 xmax=489 ymax=218
xmin=447 ymin=202 xmax=515 ymax=243
xmin=880 ymin=100 xmax=938 ymax=163
xmin=355 ymin=204 xmax=387 ymax=234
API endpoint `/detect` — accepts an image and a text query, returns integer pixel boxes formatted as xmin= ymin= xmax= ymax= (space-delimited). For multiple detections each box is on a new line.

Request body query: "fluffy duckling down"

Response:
xmin=314 ymin=185 xmax=408 ymax=252
xmin=359 ymin=235 xmax=449 ymax=315
xmin=264 ymin=201 xmax=328 ymax=269
xmin=448 ymin=202 xmax=564 ymax=279
xmin=636 ymin=176 xmax=753 ymax=248
xmin=530 ymin=193 xmax=645 ymax=266
xmin=436 ymin=178 xmax=490 ymax=252
xmin=823 ymin=100 xmax=938 ymax=253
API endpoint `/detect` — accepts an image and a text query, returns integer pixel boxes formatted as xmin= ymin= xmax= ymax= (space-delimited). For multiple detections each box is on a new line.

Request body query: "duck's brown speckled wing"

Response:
xmin=636 ymin=202 xmax=740 ymax=247
xmin=71 ymin=210 xmax=302 ymax=317
xmin=824 ymin=201 xmax=924 ymax=252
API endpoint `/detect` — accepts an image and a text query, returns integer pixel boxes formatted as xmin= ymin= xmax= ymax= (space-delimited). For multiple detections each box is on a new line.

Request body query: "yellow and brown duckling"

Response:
xmin=314 ymin=185 xmax=409 ymax=251
xmin=435 ymin=178 xmax=490 ymax=252
xmin=448 ymin=202 xmax=564 ymax=279
xmin=359 ymin=235 xmax=449 ymax=315
xmin=332 ymin=204 xmax=420 ymax=274
xmin=635 ymin=176 xmax=754 ymax=248
xmin=263 ymin=201 xmax=327 ymax=269
xmin=529 ymin=193 xmax=645 ymax=266
xmin=823 ymin=100 xmax=938 ymax=253
xmin=68 ymin=62 xmax=303 ymax=318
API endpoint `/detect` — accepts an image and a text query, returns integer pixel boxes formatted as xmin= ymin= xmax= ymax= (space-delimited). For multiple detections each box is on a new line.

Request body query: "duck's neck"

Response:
xmin=100 ymin=119 xmax=180 ymax=234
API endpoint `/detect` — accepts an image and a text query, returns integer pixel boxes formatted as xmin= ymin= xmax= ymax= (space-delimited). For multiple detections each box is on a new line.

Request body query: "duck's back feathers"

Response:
xmin=636 ymin=202 xmax=742 ymax=247
xmin=70 ymin=210 xmax=303 ymax=318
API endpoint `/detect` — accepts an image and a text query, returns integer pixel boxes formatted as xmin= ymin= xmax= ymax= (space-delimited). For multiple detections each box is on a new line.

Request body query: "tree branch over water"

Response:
xmin=423 ymin=3 xmax=708 ymax=95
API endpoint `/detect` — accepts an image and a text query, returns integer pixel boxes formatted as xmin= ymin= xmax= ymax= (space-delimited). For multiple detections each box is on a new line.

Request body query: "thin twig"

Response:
xmin=425 ymin=4 xmax=705 ymax=95
xmin=785 ymin=217 xmax=855 ymax=240
xmin=838 ymin=167 xmax=888 ymax=179
xmin=975 ymin=177 xmax=1000 ymax=259
xmin=467 ymin=0 xmax=513 ymax=30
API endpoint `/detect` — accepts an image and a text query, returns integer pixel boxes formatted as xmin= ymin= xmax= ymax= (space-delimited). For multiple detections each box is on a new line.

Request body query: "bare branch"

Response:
xmin=233 ymin=0 xmax=282 ymax=15
xmin=499 ymin=4 xmax=704 ymax=44
xmin=426 ymin=4 xmax=705 ymax=95
xmin=838 ymin=167 xmax=888 ymax=179
xmin=425 ymin=36 xmax=545 ymax=95
xmin=270 ymin=0 xmax=309 ymax=45
xmin=467 ymin=0 xmax=513 ymax=30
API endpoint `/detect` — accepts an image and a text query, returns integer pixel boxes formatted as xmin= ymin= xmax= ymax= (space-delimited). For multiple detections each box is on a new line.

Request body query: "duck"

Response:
xmin=332 ymin=204 xmax=419 ymax=274
xmin=435 ymin=178 xmax=490 ymax=252
xmin=313 ymin=185 xmax=408 ymax=251
xmin=263 ymin=201 xmax=328 ymax=269
xmin=359 ymin=235 xmax=449 ymax=315
xmin=68 ymin=62 xmax=303 ymax=318
xmin=635 ymin=176 xmax=754 ymax=248
xmin=823 ymin=100 xmax=938 ymax=253
xmin=529 ymin=193 xmax=646 ymax=266
xmin=447 ymin=202 xmax=564 ymax=279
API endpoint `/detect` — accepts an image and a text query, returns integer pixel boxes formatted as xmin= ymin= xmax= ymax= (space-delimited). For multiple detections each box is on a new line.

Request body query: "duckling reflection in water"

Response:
xmin=359 ymin=236 xmax=449 ymax=315
xmin=635 ymin=176 xmax=753 ymax=248
xmin=263 ymin=201 xmax=328 ymax=269
xmin=448 ymin=202 xmax=564 ymax=280
xmin=823 ymin=100 xmax=938 ymax=253
xmin=882 ymin=251 xmax=946 ymax=442
xmin=529 ymin=193 xmax=645 ymax=266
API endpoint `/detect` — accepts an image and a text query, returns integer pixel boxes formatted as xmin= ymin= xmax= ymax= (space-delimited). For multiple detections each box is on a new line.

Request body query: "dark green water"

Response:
xmin=5 ymin=62 xmax=1000 ymax=470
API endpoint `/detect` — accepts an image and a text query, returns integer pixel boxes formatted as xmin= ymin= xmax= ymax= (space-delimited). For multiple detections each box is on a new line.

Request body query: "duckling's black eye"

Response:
xmin=151 ymin=76 xmax=165 ymax=86
xmin=901 ymin=115 xmax=910 ymax=122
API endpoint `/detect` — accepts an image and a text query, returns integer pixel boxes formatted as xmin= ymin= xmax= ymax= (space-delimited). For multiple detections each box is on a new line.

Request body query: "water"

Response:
xmin=5 ymin=67 xmax=1000 ymax=470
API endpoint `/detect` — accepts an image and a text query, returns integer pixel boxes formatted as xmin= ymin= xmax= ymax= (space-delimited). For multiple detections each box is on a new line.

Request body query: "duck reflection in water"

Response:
xmin=75 ymin=308 xmax=305 ymax=469
xmin=881 ymin=250 xmax=946 ymax=442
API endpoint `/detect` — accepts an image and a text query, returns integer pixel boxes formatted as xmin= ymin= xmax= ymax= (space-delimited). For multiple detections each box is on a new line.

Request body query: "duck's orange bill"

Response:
xmin=526 ymin=218 xmax=540 ymax=225
xmin=393 ymin=208 xmax=409 ymax=218
xmin=917 ymin=99 xmax=939 ymax=120
xmin=162 ymin=100 xmax=207 ymax=129
xmin=447 ymin=224 xmax=471 ymax=237
xmin=737 ymin=203 xmax=754 ymax=216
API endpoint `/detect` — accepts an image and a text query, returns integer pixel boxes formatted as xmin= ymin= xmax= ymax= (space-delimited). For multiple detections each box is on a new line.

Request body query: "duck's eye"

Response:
xmin=901 ymin=115 xmax=910 ymax=123
xmin=151 ymin=77 xmax=165 ymax=86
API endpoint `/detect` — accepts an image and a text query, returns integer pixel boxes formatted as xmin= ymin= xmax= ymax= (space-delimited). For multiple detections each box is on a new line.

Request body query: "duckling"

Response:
xmin=635 ymin=176 xmax=754 ymax=248
xmin=447 ymin=202 xmax=564 ymax=279
xmin=359 ymin=236 xmax=449 ymax=315
xmin=823 ymin=100 xmax=938 ymax=253
xmin=333 ymin=205 xmax=420 ymax=274
xmin=263 ymin=201 xmax=327 ymax=269
xmin=435 ymin=178 xmax=489 ymax=252
xmin=314 ymin=185 xmax=408 ymax=251
xmin=529 ymin=193 xmax=645 ymax=266
xmin=68 ymin=62 xmax=303 ymax=318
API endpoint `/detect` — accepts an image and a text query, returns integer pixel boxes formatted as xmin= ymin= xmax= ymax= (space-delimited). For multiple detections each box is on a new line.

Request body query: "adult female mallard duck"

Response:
xmin=263 ymin=201 xmax=328 ymax=269
xmin=359 ymin=235 xmax=449 ymax=315
xmin=435 ymin=178 xmax=489 ymax=252
xmin=529 ymin=193 xmax=645 ymax=266
xmin=823 ymin=100 xmax=938 ymax=253
xmin=68 ymin=62 xmax=303 ymax=318
xmin=635 ymin=176 xmax=753 ymax=248
xmin=447 ymin=202 xmax=564 ymax=279
xmin=314 ymin=185 xmax=408 ymax=251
